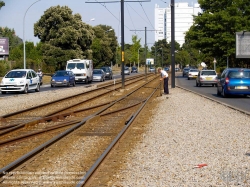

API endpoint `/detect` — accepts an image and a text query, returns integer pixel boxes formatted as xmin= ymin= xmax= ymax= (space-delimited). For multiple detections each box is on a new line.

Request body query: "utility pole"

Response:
xmin=171 ymin=0 xmax=175 ymax=88
xmin=86 ymin=0 xmax=150 ymax=89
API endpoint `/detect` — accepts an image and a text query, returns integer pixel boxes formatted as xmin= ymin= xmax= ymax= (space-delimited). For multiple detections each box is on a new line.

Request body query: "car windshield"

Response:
xmin=228 ymin=71 xmax=250 ymax=78
xmin=67 ymin=63 xmax=76 ymax=69
xmin=190 ymin=69 xmax=199 ymax=72
xmin=93 ymin=70 xmax=102 ymax=74
xmin=184 ymin=68 xmax=190 ymax=71
xmin=54 ymin=71 xmax=68 ymax=76
xmin=125 ymin=67 xmax=129 ymax=70
xmin=101 ymin=67 xmax=109 ymax=72
xmin=201 ymin=71 xmax=216 ymax=75
xmin=132 ymin=67 xmax=137 ymax=69
xmin=5 ymin=71 xmax=26 ymax=78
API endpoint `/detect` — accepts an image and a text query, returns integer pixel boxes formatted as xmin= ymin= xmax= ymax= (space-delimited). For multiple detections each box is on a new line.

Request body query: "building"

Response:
xmin=155 ymin=2 xmax=201 ymax=46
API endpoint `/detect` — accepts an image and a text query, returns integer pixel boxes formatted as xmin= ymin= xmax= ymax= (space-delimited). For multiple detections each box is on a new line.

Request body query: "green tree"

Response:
xmin=91 ymin=25 xmax=117 ymax=67
xmin=34 ymin=5 xmax=95 ymax=70
xmin=185 ymin=0 xmax=250 ymax=68
xmin=129 ymin=35 xmax=141 ymax=67
xmin=0 ymin=1 xmax=5 ymax=9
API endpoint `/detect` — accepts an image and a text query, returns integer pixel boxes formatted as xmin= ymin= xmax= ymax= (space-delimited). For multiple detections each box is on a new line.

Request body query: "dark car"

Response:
xmin=217 ymin=68 xmax=250 ymax=97
xmin=131 ymin=66 xmax=138 ymax=73
xmin=100 ymin=66 xmax=113 ymax=79
xmin=164 ymin=67 xmax=169 ymax=72
xmin=51 ymin=70 xmax=75 ymax=87
xmin=183 ymin=67 xmax=190 ymax=77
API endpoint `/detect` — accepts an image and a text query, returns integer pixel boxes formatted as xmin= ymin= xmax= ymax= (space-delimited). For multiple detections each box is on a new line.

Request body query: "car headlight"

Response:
xmin=20 ymin=80 xmax=25 ymax=84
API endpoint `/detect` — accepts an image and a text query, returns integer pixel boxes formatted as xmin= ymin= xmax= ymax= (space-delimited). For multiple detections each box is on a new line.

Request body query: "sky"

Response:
xmin=0 ymin=0 xmax=198 ymax=48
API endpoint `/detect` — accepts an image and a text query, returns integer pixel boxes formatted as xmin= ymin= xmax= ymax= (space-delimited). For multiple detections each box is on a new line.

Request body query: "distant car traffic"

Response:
xmin=183 ymin=67 xmax=190 ymax=77
xmin=196 ymin=69 xmax=217 ymax=87
xmin=217 ymin=68 xmax=250 ymax=97
xmin=100 ymin=66 xmax=113 ymax=79
xmin=51 ymin=70 xmax=76 ymax=87
xmin=164 ymin=67 xmax=169 ymax=72
xmin=175 ymin=67 xmax=180 ymax=72
xmin=149 ymin=67 xmax=155 ymax=72
xmin=93 ymin=69 xmax=105 ymax=82
xmin=131 ymin=66 xmax=138 ymax=73
xmin=187 ymin=69 xmax=199 ymax=80
xmin=121 ymin=67 xmax=130 ymax=75
xmin=0 ymin=69 xmax=40 ymax=94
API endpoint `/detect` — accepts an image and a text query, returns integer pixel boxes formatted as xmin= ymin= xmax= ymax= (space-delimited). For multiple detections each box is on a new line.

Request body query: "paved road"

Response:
xmin=175 ymin=72 xmax=250 ymax=113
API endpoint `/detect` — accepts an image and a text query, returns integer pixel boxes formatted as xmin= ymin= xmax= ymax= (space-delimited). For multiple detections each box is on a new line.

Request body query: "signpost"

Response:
xmin=236 ymin=31 xmax=250 ymax=58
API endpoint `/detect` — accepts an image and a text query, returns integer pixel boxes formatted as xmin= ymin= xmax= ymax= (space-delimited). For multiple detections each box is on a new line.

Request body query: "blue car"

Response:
xmin=51 ymin=70 xmax=76 ymax=87
xmin=217 ymin=68 xmax=250 ymax=97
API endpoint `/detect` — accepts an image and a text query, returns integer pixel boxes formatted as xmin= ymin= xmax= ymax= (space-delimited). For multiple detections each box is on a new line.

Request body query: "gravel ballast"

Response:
xmin=1 ymin=86 xmax=249 ymax=186
xmin=112 ymin=87 xmax=250 ymax=186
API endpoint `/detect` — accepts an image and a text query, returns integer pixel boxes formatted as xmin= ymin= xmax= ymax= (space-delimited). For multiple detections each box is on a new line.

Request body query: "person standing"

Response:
xmin=37 ymin=69 xmax=43 ymax=85
xmin=158 ymin=67 xmax=169 ymax=94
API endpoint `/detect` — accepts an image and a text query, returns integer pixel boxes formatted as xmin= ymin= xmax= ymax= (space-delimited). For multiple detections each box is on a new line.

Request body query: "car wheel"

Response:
xmin=188 ymin=77 xmax=190 ymax=80
xmin=51 ymin=84 xmax=55 ymax=88
xmin=199 ymin=83 xmax=201 ymax=87
xmin=85 ymin=77 xmax=89 ymax=84
xmin=1 ymin=91 xmax=6 ymax=94
xmin=23 ymin=85 xmax=28 ymax=94
xmin=35 ymin=84 xmax=40 ymax=92
xmin=217 ymin=87 xmax=221 ymax=96
xmin=73 ymin=81 xmax=76 ymax=87
xmin=196 ymin=82 xmax=198 ymax=87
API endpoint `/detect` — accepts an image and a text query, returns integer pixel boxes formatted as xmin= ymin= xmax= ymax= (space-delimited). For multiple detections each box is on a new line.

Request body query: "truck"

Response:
xmin=66 ymin=59 xmax=93 ymax=83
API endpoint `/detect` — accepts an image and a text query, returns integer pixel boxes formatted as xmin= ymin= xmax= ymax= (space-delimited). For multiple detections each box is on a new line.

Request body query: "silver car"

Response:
xmin=93 ymin=69 xmax=105 ymax=82
xmin=121 ymin=67 xmax=130 ymax=75
xmin=196 ymin=70 xmax=218 ymax=87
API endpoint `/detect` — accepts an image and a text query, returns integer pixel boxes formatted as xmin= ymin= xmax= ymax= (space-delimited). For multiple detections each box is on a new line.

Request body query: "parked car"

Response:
xmin=121 ymin=67 xmax=130 ymax=75
xmin=51 ymin=70 xmax=76 ymax=87
xmin=217 ymin=68 xmax=250 ymax=97
xmin=175 ymin=67 xmax=180 ymax=72
xmin=164 ymin=67 xmax=169 ymax=72
xmin=93 ymin=69 xmax=105 ymax=82
xmin=100 ymin=66 xmax=113 ymax=79
xmin=131 ymin=66 xmax=138 ymax=73
xmin=187 ymin=69 xmax=199 ymax=80
xmin=196 ymin=69 xmax=217 ymax=87
xmin=149 ymin=67 xmax=155 ymax=72
xmin=183 ymin=67 xmax=190 ymax=77
xmin=0 ymin=69 xmax=40 ymax=94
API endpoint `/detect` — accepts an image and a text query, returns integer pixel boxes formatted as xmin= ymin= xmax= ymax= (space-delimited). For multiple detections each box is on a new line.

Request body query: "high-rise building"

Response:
xmin=155 ymin=2 xmax=201 ymax=46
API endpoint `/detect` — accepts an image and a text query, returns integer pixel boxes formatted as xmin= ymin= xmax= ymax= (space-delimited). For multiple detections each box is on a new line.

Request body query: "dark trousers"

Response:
xmin=164 ymin=77 xmax=169 ymax=94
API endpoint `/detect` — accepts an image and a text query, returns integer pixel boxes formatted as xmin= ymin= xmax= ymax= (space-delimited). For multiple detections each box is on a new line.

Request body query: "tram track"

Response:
xmin=0 ymin=74 xmax=160 ymax=186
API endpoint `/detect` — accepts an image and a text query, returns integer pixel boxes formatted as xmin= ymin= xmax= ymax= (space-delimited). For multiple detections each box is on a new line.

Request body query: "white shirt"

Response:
xmin=160 ymin=70 xmax=168 ymax=78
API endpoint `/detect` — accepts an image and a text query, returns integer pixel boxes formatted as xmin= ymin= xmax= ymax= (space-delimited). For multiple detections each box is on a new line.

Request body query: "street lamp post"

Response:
xmin=23 ymin=0 xmax=41 ymax=69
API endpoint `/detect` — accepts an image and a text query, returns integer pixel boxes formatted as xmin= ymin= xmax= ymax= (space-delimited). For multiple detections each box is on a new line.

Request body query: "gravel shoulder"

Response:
xmin=112 ymin=87 xmax=250 ymax=186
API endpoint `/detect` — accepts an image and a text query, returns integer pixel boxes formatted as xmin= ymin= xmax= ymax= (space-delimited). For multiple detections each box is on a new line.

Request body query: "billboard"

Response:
xmin=236 ymin=32 xmax=250 ymax=58
xmin=146 ymin=58 xmax=154 ymax=65
xmin=0 ymin=37 xmax=9 ymax=56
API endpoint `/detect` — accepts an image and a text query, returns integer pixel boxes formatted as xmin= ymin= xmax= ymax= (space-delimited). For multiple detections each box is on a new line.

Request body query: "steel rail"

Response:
xmin=0 ymin=74 xmax=146 ymax=122
xmin=0 ymin=75 xmax=152 ymax=136
xmin=76 ymin=81 xmax=161 ymax=186
xmin=0 ymin=75 xmax=157 ymax=177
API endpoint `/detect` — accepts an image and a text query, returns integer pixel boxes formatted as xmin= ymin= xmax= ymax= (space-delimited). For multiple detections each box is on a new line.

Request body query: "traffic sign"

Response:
xmin=236 ymin=31 xmax=250 ymax=58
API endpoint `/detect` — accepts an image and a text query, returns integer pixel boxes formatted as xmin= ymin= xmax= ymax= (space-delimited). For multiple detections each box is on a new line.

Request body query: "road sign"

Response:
xmin=236 ymin=32 xmax=250 ymax=58
xmin=146 ymin=58 xmax=154 ymax=65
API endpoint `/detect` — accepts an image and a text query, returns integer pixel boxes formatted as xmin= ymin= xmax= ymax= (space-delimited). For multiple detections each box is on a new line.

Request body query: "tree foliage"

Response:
xmin=185 ymin=0 xmax=250 ymax=68
xmin=0 ymin=1 xmax=5 ymax=9
xmin=91 ymin=25 xmax=117 ymax=67
xmin=34 ymin=5 xmax=95 ymax=70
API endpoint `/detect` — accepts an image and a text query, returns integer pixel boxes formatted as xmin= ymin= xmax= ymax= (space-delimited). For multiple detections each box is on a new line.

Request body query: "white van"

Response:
xmin=66 ymin=59 xmax=93 ymax=83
